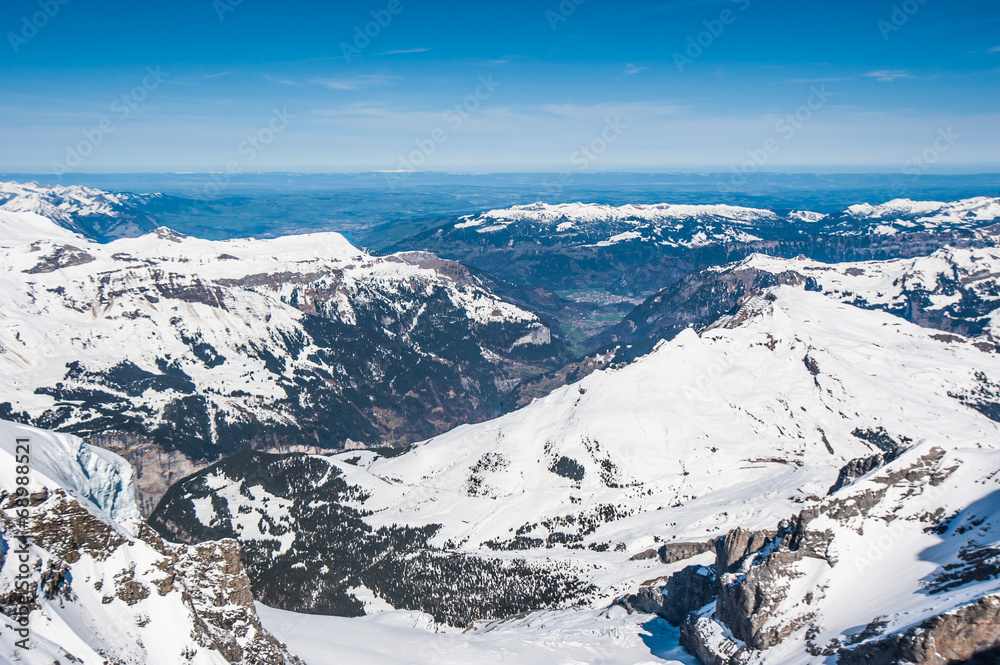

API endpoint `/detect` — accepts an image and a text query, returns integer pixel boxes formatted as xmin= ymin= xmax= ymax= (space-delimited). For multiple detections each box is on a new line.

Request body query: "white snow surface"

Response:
xmin=256 ymin=602 xmax=697 ymax=665
xmin=454 ymin=198 xmax=1000 ymax=246
xmin=462 ymin=202 xmax=781 ymax=226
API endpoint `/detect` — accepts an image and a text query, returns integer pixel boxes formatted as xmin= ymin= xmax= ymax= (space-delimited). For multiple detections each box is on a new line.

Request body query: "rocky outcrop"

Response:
xmin=715 ymin=528 xmax=776 ymax=574
xmin=680 ymin=608 xmax=752 ymax=665
xmin=0 ymin=486 xmax=302 ymax=664
xmin=618 ymin=564 xmax=718 ymax=625
xmin=715 ymin=518 xmax=831 ymax=650
xmin=838 ymin=595 xmax=1000 ymax=665
xmin=87 ymin=431 xmax=205 ymax=516
xmin=827 ymin=449 xmax=900 ymax=495
xmin=661 ymin=540 xmax=716 ymax=565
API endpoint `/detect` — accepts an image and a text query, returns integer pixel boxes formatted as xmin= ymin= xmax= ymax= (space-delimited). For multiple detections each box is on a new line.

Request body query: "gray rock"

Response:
xmin=838 ymin=594 xmax=1000 ymax=665
xmin=618 ymin=565 xmax=718 ymax=626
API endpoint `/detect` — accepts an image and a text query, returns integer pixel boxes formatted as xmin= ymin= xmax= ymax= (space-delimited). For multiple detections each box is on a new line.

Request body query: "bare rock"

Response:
xmin=660 ymin=540 xmax=715 ymax=565
xmin=618 ymin=564 xmax=719 ymax=626
xmin=839 ymin=594 xmax=1000 ymax=665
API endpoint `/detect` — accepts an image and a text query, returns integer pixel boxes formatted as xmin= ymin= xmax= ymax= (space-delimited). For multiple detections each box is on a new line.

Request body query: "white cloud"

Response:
xmin=990 ymin=46 xmax=1000 ymax=53
xmin=624 ymin=63 xmax=647 ymax=75
xmin=310 ymin=75 xmax=400 ymax=91
xmin=264 ymin=74 xmax=295 ymax=86
xmin=541 ymin=101 xmax=683 ymax=119
xmin=864 ymin=69 xmax=915 ymax=82
xmin=376 ymin=47 xmax=430 ymax=56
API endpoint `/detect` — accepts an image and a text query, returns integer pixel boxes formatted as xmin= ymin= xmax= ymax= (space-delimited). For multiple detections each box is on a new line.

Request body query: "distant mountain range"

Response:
xmin=0 ymin=181 xmax=161 ymax=242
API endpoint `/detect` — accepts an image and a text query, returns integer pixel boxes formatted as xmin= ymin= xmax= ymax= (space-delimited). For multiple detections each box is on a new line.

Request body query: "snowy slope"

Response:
xmin=256 ymin=602 xmax=698 ymax=665
xmin=0 ymin=181 xmax=160 ymax=242
xmin=0 ymin=420 xmax=301 ymax=665
xmin=154 ymin=283 xmax=1000 ymax=662
xmin=600 ymin=246 xmax=1000 ymax=352
xmin=731 ymin=247 xmax=1000 ymax=340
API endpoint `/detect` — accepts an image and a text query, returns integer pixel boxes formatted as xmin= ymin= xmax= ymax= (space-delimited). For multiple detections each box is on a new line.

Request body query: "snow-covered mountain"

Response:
xmin=0 ymin=205 xmax=563 ymax=513
xmin=454 ymin=202 xmax=783 ymax=248
xmin=838 ymin=196 xmax=1000 ymax=235
xmin=152 ymin=283 xmax=1000 ymax=662
xmin=0 ymin=419 xmax=302 ymax=664
xmin=0 ymin=181 xmax=161 ymax=242
xmin=392 ymin=197 xmax=1000 ymax=309
xmin=596 ymin=247 xmax=1000 ymax=352
xmin=447 ymin=197 xmax=1000 ymax=248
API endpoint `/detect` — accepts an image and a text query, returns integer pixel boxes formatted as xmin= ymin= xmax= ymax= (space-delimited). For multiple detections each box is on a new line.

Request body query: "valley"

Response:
xmin=1 ymin=180 xmax=1000 ymax=664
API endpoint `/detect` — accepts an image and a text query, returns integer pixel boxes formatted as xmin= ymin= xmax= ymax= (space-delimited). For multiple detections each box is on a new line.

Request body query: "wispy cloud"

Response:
xmin=264 ymin=74 xmax=295 ymax=86
xmin=786 ymin=77 xmax=850 ymax=84
xmin=624 ymin=63 xmax=647 ymax=75
xmin=864 ymin=69 xmax=915 ymax=82
xmin=203 ymin=71 xmax=236 ymax=79
xmin=310 ymin=74 xmax=400 ymax=91
xmin=541 ymin=101 xmax=684 ymax=118
xmin=377 ymin=47 xmax=430 ymax=56
xmin=990 ymin=46 xmax=1000 ymax=53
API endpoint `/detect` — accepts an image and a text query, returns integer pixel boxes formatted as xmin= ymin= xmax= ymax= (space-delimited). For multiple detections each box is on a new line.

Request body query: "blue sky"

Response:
xmin=1 ymin=0 xmax=998 ymax=173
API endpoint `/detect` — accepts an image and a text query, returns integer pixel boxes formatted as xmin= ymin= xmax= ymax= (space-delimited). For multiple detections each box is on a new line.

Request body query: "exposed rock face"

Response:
xmin=0 ymin=421 xmax=302 ymax=664
xmin=1 ymin=212 xmax=570 ymax=511
xmin=680 ymin=608 xmax=751 ymax=665
xmin=715 ymin=519 xmax=831 ymax=650
xmin=88 ymin=431 xmax=204 ymax=516
xmin=715 ymin=528 xmax=776 ymax=575
xmin=838 ymin=595 xmax=1000 ymax=665
xmin=621 ymin=438 xmax=1000 ymax=665
xmin=661 ymin=541 xmax=716 ymax=565
xmin=0 ymin=486 xmax=302 ymax=664
xmin=827 ymin=450 xmax=899 ymax=494
xmin=618 ymin=565 xmax=718 ymax=626
xmin=595 ymin=247 xmax=1000 ymax=353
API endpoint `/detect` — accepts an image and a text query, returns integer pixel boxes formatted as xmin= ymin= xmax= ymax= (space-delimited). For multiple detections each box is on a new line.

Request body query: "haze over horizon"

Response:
xmin=1 ymin=0 xmax=999 ymax=174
